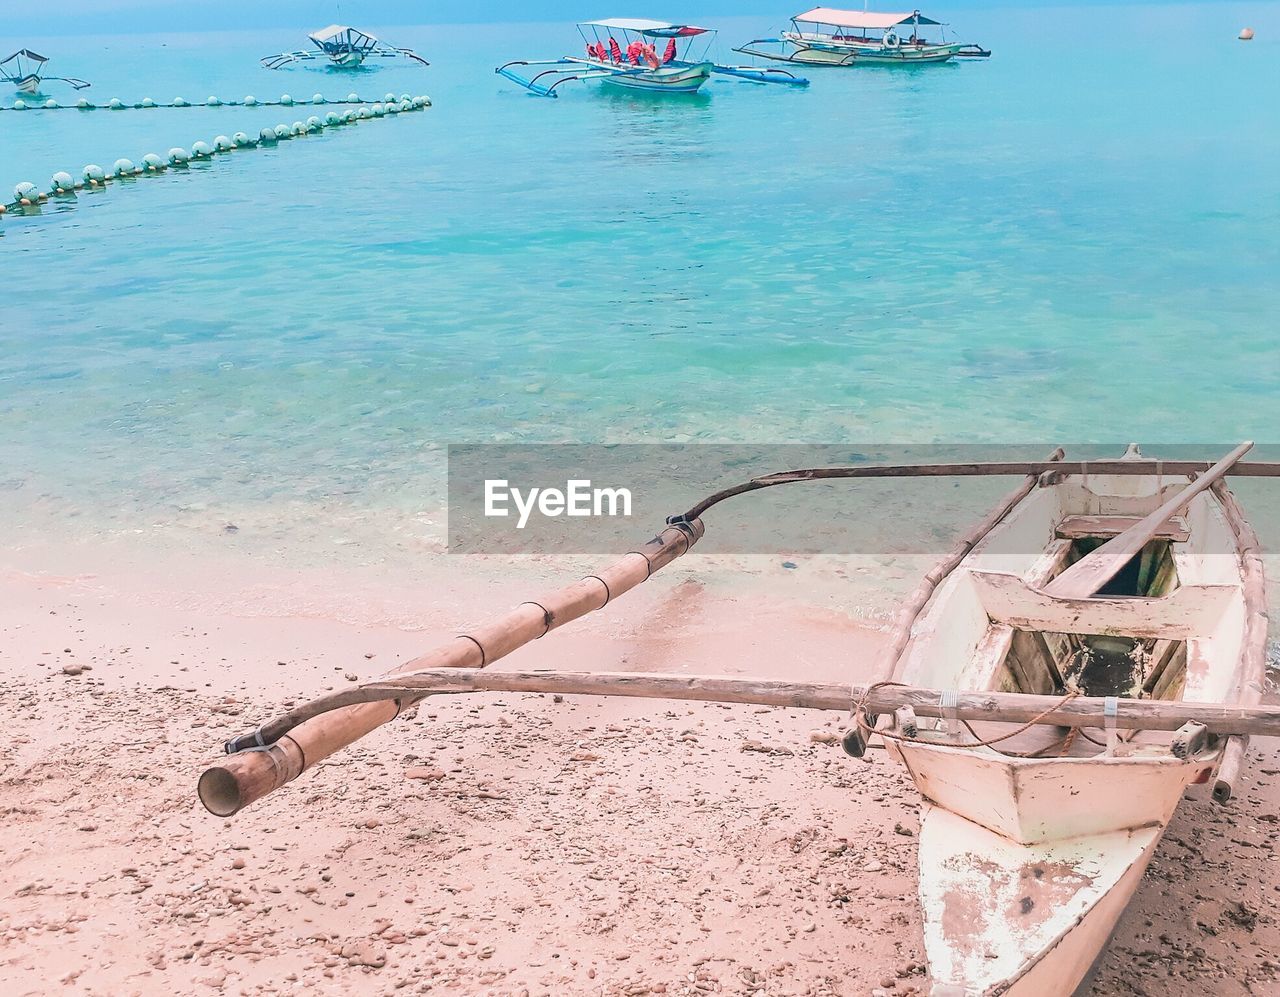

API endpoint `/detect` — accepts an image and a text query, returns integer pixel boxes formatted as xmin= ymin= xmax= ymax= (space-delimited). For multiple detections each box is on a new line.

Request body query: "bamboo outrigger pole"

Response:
xmin=201 ymin=453 xmax=1280 ymax=818
xmin=199 ymin=520 xmax=704 ymax=816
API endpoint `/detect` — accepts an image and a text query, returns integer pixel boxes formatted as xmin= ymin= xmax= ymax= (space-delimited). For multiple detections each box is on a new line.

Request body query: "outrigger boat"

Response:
xmin=736 ymin=7 xmax=991 ymax=66
xmin=497 ymin=18 xmax=808 ymax=98
xmin=261 ymin=26 xmax=428 ymax=70
xmin=2 ymin=50 xmax=90 ymax=95
xmin=202 ymin=444 xmax=1277 ymax=995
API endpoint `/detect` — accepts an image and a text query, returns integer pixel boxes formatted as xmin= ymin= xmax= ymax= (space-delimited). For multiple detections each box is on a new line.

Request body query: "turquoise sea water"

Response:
xmin=2 ymin=5 xmax=1279 ymax=562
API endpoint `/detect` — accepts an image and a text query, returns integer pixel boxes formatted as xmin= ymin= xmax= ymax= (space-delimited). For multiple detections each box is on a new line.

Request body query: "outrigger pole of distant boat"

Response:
xmin=202 ymin=443 xmax=1279 ymax=994
xmin=1 ymin=50 xmax=90 ymax=94
xmin=736 ymin=7 xmax=991 ymax=66
xmin=261 ymin=25 xmax=429 ymax=70
xmin=497 ymin=18 xmax=808 ymax=98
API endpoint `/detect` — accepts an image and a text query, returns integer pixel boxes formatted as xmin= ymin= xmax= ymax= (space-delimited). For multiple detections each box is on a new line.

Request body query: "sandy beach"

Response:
xmin=2 ymin=541 xmax=1277 ymax=996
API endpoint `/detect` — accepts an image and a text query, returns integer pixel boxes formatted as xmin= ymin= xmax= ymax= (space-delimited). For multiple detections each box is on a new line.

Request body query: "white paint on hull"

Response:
xmin=919 ymin=804 xmax=1165 ymax=996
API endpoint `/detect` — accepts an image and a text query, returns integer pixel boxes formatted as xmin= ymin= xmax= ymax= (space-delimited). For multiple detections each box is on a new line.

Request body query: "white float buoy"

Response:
xmin=306 ymin=115 xmax=322 ymax=131
xmin=280 ymin=94 xmax=293 ymax=105
xmin=384 ymin=92 xmax=397 ymax=103
xmin=77 ymin=98 xmax=92 ymax=109
xmin=1239 ymin=27 xmax=1254 ymax=40
xmin=168 ymin=147 xmax=190 ymax=166
xmin=142 ymin=97 xmax=156 ymax=107
xmin=291 ymin=120 xmax=305 ymax=135
xmin=51 ymin=171 xmax=75 ymax=192
xmin=142 ymin=153 xmax=165 ymax=172
xmin=109 ymin=98 xmax=124 ymax=109
xmin=346 ymin=92 xmax=359 ymax=103
xmin=386 ymin=101 xmax=400 ymax=114
xmin=207 ymin=96 xmax=221 ymax=106
xmin=245 ymin=95 xmax=258 ymax=106
xmin=192 ymin=141 xmax=214 ymax=158
xmin=83 ymin=164 xmax=106 ymax=182
xmin=325 ymin=111 xmax=341 ymax=125
xmin=14 ymin=181 xmax=39 ymax=202
xmin=312 ymin=93 xmax=325 ymax=104
xmin=13 ymin=99 xmax=27 ymax=110
xmin=233 ymin=131 xmax=251 ymax=147
xmin=213 ymin=135 xmax=234 ymax=152
xmin=112 ymin=158 xmax=135 ymax=177
xmin=174 ymin=97 xmax=188 ymax=106
xmin=274 ymin=123 xmax=290 ymax=138
xmin=45 ymin=98 xmax=58 ymax=108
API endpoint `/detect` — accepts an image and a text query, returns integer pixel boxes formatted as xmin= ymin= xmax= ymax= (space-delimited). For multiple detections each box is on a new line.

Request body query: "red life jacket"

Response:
xmin=608 ymin=37 xmax=622 ymax=63
xmin=663 ymin=39 xmax=677 ymax=64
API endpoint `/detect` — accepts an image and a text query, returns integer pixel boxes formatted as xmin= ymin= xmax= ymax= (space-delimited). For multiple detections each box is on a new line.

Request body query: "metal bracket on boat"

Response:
xmin=938 ymin=689 xmax=959 ymax=736
xmin=1103 ymin=696 xmax=1119 ymax=755
xmin=225 ymin=726 xmax=270 ymax=754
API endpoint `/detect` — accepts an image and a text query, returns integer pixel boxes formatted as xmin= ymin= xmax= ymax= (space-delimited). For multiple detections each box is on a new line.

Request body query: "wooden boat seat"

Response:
xmin=1055 ymin=515 xmax=1189 ymax=543
xmin=968 ymin=570 xmax=1238 ymax=641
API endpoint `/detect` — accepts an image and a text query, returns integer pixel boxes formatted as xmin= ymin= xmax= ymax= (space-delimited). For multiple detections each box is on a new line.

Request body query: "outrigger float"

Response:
xmin=2 ymin=50 xmax=90 ymax=95
xmin=202 ymin=444 xmax=1277 ymax=995
xmin=497 ymin=18 xmax=808 ymax=98
xmin=261 ymin=26 xmax=428 ymax=70
xmin=736 ymin=7 xmax=991 ymax=66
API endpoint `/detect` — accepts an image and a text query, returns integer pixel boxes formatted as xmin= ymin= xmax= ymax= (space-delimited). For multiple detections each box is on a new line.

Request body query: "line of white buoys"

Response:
xmin=2 ymin=96 xmax=432 ymax=215
xmin=2 ymin=93 xmax=419 ymax=111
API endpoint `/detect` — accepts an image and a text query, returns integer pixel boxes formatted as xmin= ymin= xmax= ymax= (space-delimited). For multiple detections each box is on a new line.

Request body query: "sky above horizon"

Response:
xmin=11 ymin=0 xmax=1249 ymax=37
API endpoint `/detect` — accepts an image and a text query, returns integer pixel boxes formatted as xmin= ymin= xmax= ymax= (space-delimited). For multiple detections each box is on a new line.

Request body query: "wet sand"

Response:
xmin=1 ymin=545 xmax=1277 ymax=995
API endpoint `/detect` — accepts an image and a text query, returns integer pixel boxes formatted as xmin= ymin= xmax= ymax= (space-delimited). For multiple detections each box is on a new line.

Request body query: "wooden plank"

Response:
xmin=1055 ymin=515 xmax=1190 ymax=543
xmin=1209 ymin=479 xmax=1270 ymax=803
xmin=970 ymin=571 xmax=1238 ymax=640
xmin=1041 ymin=442 xmax=1253 ymax=600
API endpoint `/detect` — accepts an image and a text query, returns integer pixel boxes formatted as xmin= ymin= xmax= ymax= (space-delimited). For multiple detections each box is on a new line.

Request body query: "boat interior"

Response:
xmin=897 ymin=482 xmax=1247 ymax=760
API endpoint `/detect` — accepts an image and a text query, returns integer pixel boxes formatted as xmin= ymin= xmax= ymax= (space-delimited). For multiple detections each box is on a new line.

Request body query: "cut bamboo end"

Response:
xmin=198 ymin=739 xmax=304 ymax=816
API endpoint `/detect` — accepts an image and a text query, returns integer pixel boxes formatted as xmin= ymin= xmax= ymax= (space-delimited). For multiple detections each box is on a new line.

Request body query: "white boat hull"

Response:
xmin=888 ymin=467 xmax=1258 ymax=995
xmin=598 ymin=60 xmax=712 ymax=94
xmin=327 ymin=51 xmax=366 ymax=67
xmin=783 ymin=33 xmax=962 ymax=65
xmin=919 ymin=805 xmax=1166 ymax=996
xmin=16 ymin=75 xmax=40 ymax=94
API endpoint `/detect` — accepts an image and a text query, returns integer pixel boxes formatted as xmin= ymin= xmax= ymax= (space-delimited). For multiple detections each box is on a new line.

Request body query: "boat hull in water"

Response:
xmin=887 ymin=463 xmax=1262 ymax=994
xmin=598 ymin=60 xmax=712 ymax=94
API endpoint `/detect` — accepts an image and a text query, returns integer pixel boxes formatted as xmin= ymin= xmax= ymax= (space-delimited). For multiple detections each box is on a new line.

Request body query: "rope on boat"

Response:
xmin=0 ymin=96 xmax=431 ymax=216
xmin=0 ymin=92 xmax=422 ymax=112
xmin=851 ymin=680 xmax=1084 ymax=757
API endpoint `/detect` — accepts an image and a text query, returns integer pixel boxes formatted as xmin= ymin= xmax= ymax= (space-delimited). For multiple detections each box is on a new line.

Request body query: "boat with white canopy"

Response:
xmin=261 ymin=26 xmax=429 ymax=70
xmin=736 ymin=7 xmax=990 ymax=66
xmin=497 ymin=18 xmax=808 ymax=98
xmin=2 ymin=50 xmax=90 ymax=94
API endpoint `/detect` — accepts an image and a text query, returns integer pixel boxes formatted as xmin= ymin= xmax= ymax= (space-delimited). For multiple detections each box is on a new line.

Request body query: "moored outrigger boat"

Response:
xmin=736 ymin=7 xmax=991 ymax=66
xmin=2 ymin=50 xmax=90 ymax=95
xmin=497 ymin=18 xmax=808 ymax=98
xmin=201 ymin=444 xmax=1277 ymax=994
xmin=261 ymin=26 xmax=429 ymax=70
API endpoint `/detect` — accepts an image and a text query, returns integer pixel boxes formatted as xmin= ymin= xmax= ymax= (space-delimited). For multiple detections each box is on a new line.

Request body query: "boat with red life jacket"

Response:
xmin=496 ymin=18 xmax=809 ymax=98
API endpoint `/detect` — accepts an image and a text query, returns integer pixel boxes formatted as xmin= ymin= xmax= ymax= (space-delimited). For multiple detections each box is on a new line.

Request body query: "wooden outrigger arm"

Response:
xmin=201 ymin=450 xmax=1278 ymax=817
xmin=200 ymin=664 xmax=1280 ymax=816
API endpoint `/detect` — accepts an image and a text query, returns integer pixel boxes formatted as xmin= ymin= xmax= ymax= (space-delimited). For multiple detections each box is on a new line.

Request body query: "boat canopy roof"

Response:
xmin=309 ymin=25 xmax=379 ymax=46
xmin=581 ymin=18 xmax=710 ymax=36
xmin=792 ymin=8 xmax=943 ymax=28
xmin=2 ymin=49 xmax=49 ymax=65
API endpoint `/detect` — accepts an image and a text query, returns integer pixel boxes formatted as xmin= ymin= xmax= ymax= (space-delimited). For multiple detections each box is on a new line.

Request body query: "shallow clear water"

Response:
xmin=2 ymin=6 xmax=1279 ymax=562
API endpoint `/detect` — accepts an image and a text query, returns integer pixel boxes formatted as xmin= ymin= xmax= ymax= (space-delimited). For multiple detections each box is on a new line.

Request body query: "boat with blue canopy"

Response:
xmin=497 ymin=18 xmax=809 ymax=98
xmin=736 ymin=7 xmax=990 ymax=66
